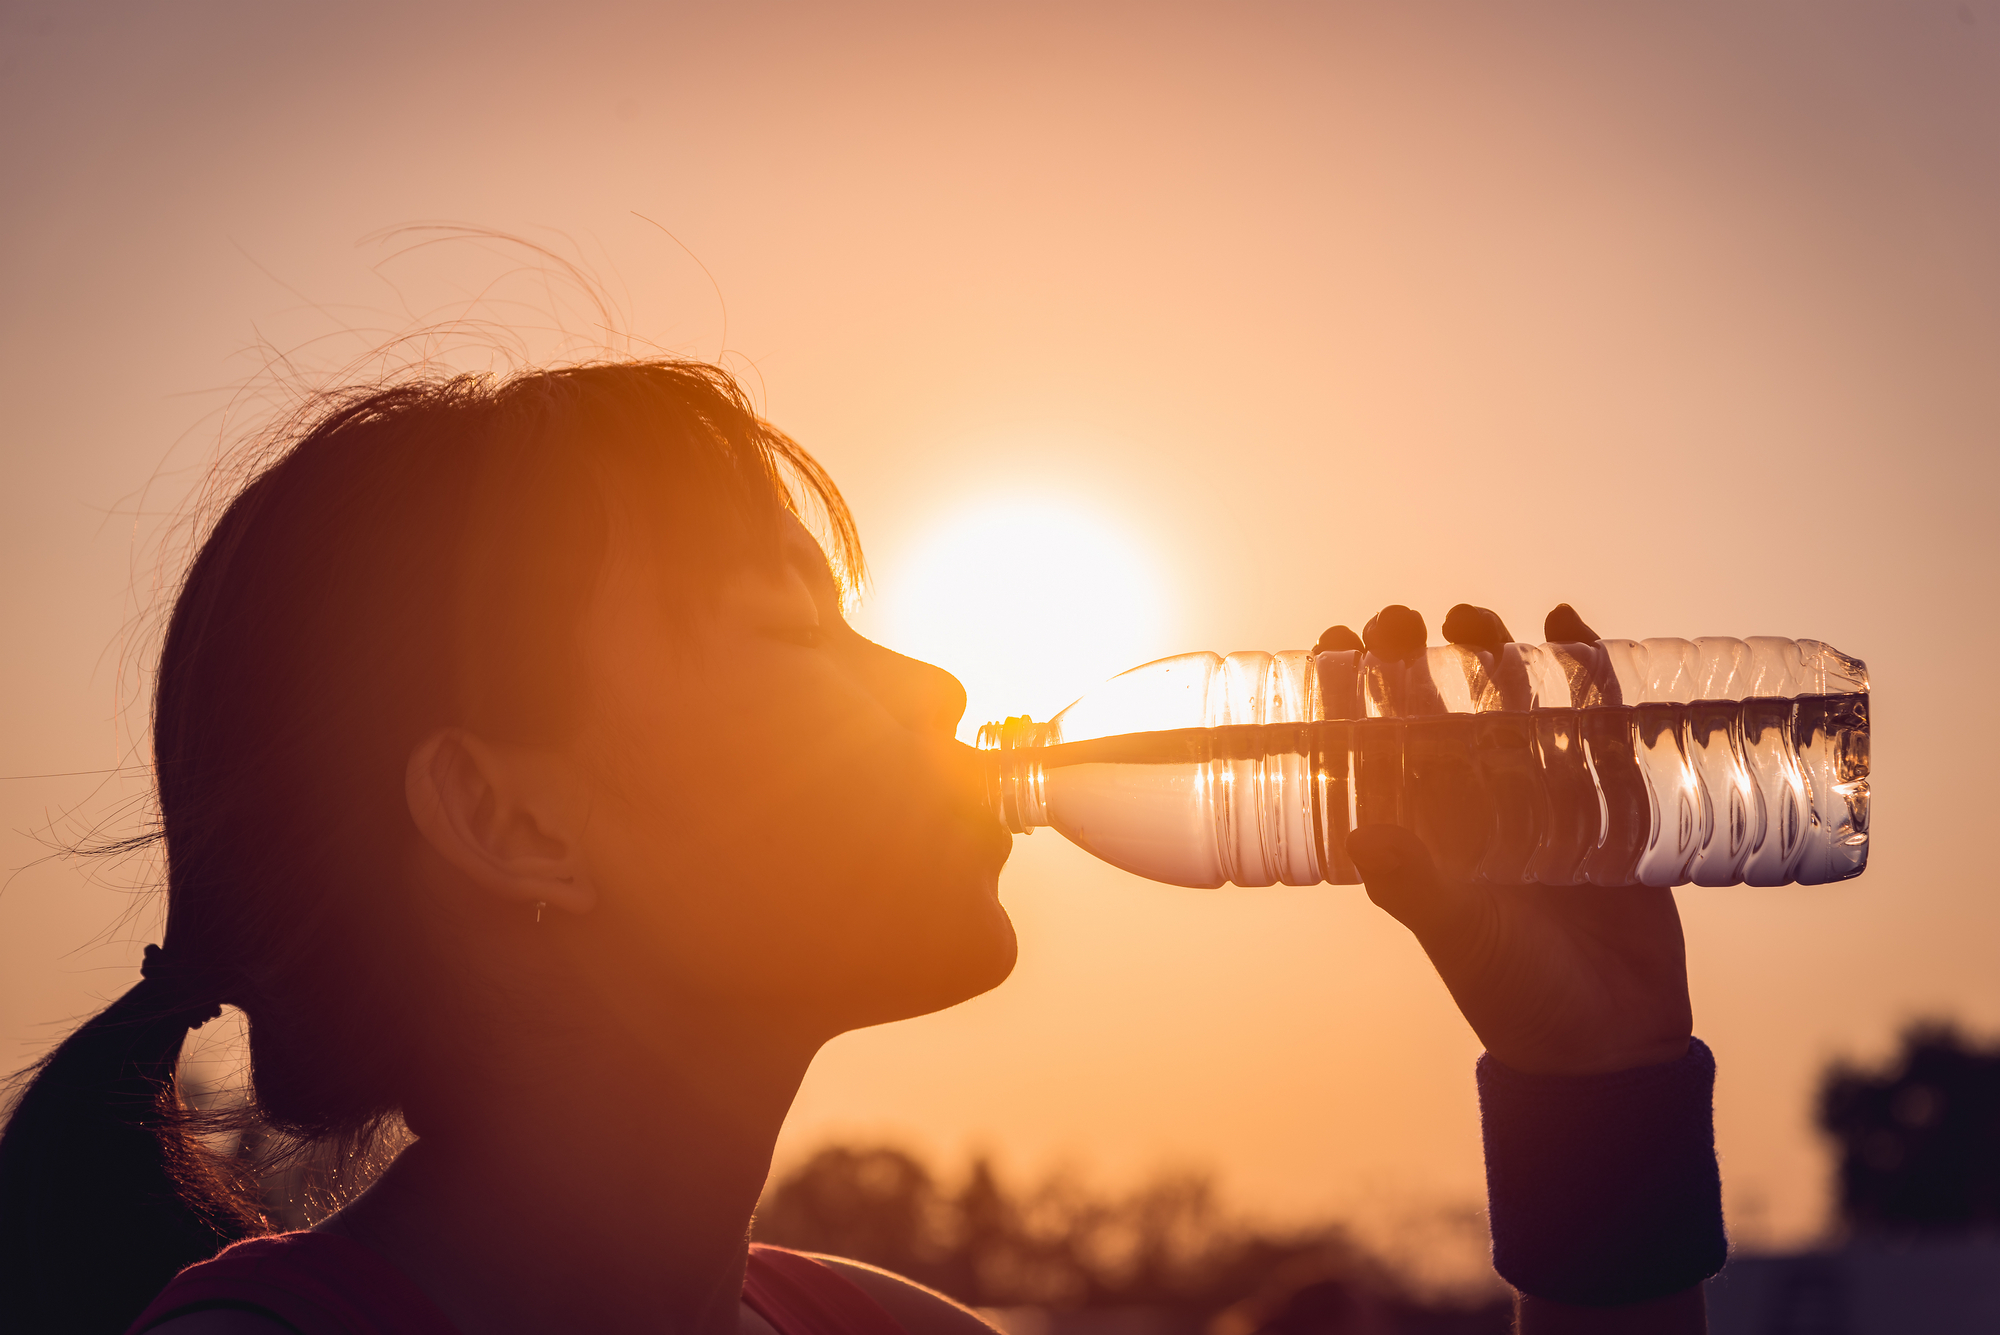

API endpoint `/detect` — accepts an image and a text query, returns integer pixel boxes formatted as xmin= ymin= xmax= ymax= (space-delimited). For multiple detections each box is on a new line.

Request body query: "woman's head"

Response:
xmin=165 ymin=359 xmax=1015 ymax=1124
xmin=0 ymin=359 xmax=1015 ymax=1331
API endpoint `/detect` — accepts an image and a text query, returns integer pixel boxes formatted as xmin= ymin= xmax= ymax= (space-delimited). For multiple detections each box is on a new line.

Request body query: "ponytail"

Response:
xmin=0 ymin=950 xmax=264 ymax=1335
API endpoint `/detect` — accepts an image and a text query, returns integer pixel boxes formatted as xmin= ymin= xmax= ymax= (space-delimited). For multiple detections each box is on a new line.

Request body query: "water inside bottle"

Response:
xmin=1012 ymin=694 xmax=1868 ymax=889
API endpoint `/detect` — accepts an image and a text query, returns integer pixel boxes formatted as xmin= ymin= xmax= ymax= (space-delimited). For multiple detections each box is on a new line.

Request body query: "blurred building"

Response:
xmin=1708 ymin=1022 xmax=2000 ymax=1334
xmin=1708 ymin=1237 xmax=2000 ymax=1335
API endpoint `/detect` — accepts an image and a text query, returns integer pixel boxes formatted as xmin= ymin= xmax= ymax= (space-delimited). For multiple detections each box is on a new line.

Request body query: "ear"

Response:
xmin=404 ymin=729 xmax=596 ymax=916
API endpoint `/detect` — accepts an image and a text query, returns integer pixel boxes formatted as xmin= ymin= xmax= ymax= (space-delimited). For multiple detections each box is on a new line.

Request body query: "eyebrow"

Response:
xmin=780 ymin=535 xmax=840 ymax=599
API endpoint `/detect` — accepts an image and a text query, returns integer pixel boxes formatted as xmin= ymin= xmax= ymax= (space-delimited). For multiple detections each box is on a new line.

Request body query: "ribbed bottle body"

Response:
xmin=978 ymin=638 xmax=1869 ymax=890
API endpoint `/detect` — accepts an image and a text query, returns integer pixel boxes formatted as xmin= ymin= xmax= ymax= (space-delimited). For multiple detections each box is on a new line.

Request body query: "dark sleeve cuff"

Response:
xmin=1478 ymin=1037 xmax=1727 ymax=1307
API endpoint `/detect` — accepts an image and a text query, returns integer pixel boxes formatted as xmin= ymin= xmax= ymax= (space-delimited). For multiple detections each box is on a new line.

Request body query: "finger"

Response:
xmin=1361 ymin=605 xmax=1427 ymax=660
xmin=1314 ymin=624 xmax=1364 ymax=654
xmin=1543 ymin=603 xmax=1601 ymax=643
xmin=1442 ymin=603 xmax=1513 ymax=656
xmin=1448 ymin=603 xmax=1533 ymax=710
xmin=1346 ymin=823 xmax=1483 ymax=942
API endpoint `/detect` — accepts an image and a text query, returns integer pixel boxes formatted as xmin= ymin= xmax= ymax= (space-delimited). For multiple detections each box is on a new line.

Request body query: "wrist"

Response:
xmin=1479 ymin=1037 xmax=1726 ymax=1307
xmin=1489 ymin=1033 xmax=1692 ymax=1078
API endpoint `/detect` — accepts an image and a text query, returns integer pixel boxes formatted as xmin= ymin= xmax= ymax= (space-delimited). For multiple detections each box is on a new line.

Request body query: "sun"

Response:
xmin=861 ymin=498 xmax=1171 ymax=743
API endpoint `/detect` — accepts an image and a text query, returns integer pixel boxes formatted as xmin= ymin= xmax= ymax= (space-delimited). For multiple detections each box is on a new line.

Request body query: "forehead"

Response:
xmin=603 ymin=509 xmax=837 ymax=615
xmin=592 ymin=463 xmax=828 ymax=578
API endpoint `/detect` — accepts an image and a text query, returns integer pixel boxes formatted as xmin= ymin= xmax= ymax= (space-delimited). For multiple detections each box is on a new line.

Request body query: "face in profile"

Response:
xmin=561 ymin=513 xmax=1019 ymax=1040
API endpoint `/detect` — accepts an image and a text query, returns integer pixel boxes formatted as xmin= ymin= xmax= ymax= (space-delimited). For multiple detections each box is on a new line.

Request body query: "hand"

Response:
xmin=1341 ymin=602 xmax=1693 ymax=1077
xmin=1351 ymin=824 xmax=1691 ymax=1075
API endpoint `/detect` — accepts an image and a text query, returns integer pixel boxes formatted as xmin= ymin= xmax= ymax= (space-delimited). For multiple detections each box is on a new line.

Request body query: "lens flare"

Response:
xmin=864 ymin=498 xmax=1169 ymax=743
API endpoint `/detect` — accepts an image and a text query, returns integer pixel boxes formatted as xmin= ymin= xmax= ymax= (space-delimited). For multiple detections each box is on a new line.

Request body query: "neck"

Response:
xmin=328 ymin=1006 xmax=821 ymax=1335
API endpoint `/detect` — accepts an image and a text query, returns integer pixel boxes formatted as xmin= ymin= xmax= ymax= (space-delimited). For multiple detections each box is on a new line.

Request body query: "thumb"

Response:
xmin=1346 ymin=824 xmax=1477 ymax=941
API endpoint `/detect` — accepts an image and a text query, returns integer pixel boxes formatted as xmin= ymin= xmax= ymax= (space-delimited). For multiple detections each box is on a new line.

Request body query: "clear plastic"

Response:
xmin=977 ymin=637 xmax=1869 ymax=889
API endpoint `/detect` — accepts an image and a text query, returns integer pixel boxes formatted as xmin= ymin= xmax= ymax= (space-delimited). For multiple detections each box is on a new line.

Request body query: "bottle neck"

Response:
xmin=977 ymin=715 xmax=1052 ymax=833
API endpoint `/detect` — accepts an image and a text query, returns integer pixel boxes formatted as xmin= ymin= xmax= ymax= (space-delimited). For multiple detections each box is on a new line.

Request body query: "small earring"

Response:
xmin=535 ymin=901 xmax=546 ymax=924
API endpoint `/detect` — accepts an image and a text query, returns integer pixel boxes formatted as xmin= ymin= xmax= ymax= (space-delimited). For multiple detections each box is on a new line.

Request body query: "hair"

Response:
xmin=0 ymin=360 xmax=861 ymax=1335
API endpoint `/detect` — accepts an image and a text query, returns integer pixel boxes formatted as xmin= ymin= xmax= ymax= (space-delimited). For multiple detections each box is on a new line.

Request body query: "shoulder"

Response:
xmin=127 ymin=1231 xmax=453 ymax=1335
xmin=805 ymin=1255 xmax=1002 ymax=1335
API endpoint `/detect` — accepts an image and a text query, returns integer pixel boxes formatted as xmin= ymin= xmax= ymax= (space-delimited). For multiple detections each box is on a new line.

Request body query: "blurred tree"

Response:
xmin=1818 ymin=1020 xmax=2000 ymax=1230
xmin=754 ymin=1145 xmax=949 ymax=1282
xmin=754 ymin=1143 xmax=1509 ymax=1333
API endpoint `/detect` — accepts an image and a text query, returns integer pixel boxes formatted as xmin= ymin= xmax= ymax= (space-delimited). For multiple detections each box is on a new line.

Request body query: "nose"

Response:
xmin=854 ymin=637 xmax=967 ymax=737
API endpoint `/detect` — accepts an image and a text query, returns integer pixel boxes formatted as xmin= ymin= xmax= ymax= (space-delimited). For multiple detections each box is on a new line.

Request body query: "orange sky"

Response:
xmin=4 ymin=0 xmax=1998 ymax=1269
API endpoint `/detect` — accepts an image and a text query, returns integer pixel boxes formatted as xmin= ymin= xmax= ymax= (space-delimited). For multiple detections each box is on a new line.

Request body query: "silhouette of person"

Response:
xmin=0 ymin=363 xmax=1714 ymax=1335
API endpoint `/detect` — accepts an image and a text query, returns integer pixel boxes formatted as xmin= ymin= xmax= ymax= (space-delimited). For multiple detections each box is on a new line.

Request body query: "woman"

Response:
xmin=0 ymin=361 xmax=1721 ymax=1335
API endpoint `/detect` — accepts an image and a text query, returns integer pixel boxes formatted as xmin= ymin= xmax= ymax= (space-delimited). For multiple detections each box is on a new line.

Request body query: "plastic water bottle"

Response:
xmin=977 ymin=636 xmax=1869 ymax=889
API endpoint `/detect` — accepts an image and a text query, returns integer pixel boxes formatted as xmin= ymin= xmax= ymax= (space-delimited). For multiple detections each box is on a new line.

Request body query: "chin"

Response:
xmin=841 ymin=892 xmax=1019 ymax=1032
xmin=941 ymin=867 xmax=1020 ymax=993
xmin=959 ymin=895 xmax=1020 ymax=994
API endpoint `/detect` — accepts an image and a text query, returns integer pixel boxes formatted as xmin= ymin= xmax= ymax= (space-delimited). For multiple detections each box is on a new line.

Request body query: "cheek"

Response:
xmin=578 ymin=685 xmax=1011 ymax=1009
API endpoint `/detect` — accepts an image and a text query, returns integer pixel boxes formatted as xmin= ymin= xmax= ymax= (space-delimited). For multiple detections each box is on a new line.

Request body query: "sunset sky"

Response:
xmin=4 ymin=0 xmax=1998 ymax=1274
